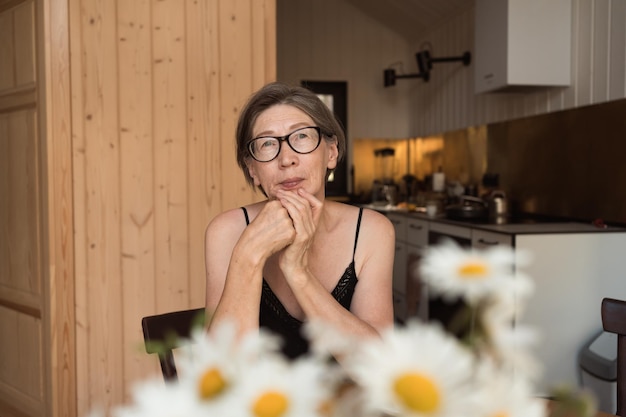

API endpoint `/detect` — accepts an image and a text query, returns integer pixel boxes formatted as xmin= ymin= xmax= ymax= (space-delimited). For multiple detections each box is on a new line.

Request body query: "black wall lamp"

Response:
xmin=384 ymin=49 xmax=472 ymax=87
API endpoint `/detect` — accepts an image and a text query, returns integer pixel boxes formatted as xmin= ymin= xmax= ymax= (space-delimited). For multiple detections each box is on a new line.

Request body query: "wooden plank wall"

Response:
xmin=65 ymin=0 xmax=274 ymax=415
xmin=0 ymin=1 xmax=46 ymax=416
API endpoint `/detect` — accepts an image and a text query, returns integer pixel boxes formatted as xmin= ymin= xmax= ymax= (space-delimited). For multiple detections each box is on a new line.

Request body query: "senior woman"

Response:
xmin=204 ymin=82 xmax=395 ymax=359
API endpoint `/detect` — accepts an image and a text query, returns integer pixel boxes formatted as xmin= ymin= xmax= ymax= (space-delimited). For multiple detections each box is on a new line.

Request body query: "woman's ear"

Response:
xmin=326 ymin=139 xmax=339 ymax=170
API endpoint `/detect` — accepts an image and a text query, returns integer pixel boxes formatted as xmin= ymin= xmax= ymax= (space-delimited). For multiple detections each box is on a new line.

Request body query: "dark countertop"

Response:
xmin=361 ymin=204 xmax=626 ymax=235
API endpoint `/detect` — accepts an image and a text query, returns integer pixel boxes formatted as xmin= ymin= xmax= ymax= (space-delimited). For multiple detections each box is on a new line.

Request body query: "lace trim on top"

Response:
xmin=260 ymin=260 xmax=358 ymax=327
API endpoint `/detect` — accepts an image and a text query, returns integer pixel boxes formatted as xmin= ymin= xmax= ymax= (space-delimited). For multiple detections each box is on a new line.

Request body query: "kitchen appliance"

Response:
xmin=444 ymin=195 xmax=488 ymax=220
xmin=371 ymin=147 xmax=397 ymax=204
xmin=374 ymin=147 xmax=395 ymax=184
xmin=486 ymin=190 xmax=509 ymax=218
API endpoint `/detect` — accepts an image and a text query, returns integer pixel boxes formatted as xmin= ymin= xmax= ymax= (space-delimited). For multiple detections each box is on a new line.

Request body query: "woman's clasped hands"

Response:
xmin=273 ymin=188 xmax=323 ymax=280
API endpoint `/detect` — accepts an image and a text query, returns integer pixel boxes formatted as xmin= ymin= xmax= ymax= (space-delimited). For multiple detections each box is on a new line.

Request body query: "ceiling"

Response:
xmin=343 ymin=0 xmax=474 ymax=44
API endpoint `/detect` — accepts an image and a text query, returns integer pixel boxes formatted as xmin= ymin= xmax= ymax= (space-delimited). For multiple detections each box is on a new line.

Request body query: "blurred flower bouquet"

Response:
xmin=99 ymin=240 xmax=597 ymax=417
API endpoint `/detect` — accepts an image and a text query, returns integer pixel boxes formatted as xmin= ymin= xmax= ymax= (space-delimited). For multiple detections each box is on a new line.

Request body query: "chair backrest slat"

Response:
xmin=601 ymin=298 xmax=626 ymax=416
xmin=141 ymin=308 xmax=206 ymax=381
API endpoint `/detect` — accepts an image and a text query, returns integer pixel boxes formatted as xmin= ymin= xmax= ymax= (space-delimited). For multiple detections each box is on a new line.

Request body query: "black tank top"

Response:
xmin=242 ymin=206 xmax=363 ymax=359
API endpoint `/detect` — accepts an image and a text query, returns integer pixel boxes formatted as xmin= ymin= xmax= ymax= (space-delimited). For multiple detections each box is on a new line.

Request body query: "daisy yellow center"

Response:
xmin=492 ymin=411 xmax=510 ymax=417
xmin=393 ymin=372 xmax=440 ymax=413
xmin=252 ymin=391 xmax=290 ymax=417
xmin=198 ymin=368 xmax=227 ymax=399
xmin=458 ymin=261 xmax=488 ymax=279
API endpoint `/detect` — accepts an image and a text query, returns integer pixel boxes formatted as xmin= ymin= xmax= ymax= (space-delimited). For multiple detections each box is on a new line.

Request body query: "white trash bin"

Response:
xmin=578 ymin=331 xmax=617 ymax=414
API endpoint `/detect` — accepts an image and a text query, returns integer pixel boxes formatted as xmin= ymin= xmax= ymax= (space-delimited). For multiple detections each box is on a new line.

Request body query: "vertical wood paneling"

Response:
xmin=80 ymin=0 xmax=124 ymax=411
xmin=608 ymin=0 xmax=626 ymax=100
xmin=219 ymin=1 xmax=258 ymax=210
xmin=185 ymin=0 xmax=213 ymax=309
xmin=42 ymin=0 xmax=77 ymax=413
xmin=117 ymin=0 xmax=158 ymax=389
xmin=0 ymin=7 xmax=15 ymax=90
xmin=0 ymin=110 xmax=39 ymax=296
xmin=593 ymin=0 xmax=609 ymax=102
xmin=251 ymin=0 xmax=275 ymax=87
xmin=575 ymin=0 xmax=593 ymax=106
xmin=14 ymin=0 xmax=35 ymax=87
xmin=153 ymin=0 xmax=188 ymax=313
xmin=64 ymin=0 xmax=276 ymax=414
xmin=0 ymin=307 xmax=43 ymax=416
xmin=0 ymin=8 xmax=47 ymax=416
xmin=563 ymin=0 xmax=580 ymax=108
xmin=68 ymin=0 xmax=89 ymax=410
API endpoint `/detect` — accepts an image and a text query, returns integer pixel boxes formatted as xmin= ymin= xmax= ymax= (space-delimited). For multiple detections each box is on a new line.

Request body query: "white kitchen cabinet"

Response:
xmin=471 ymin=229 xmax=513 ymax=248
xmin=393 ymin=242 xmax=408 ymax=321
xmin=388 ymin=212 xmax=407 ymax=242
xmin=474 ymin=0 xmax=571 ymax=93
xmin=402 ymin=213 xmax=626 ymax=395
xmin=407 ymin=218 xmax=429 ymax=247
xmin=384 ymin=208 xmax=626 ymax=395
xmin=407 ymin=218 xmax=429 ymax=320
xmin=515 ymin=232 xmax=626 ymax=395
xmin=388 ymin=213 xmax=429 ymax=322
xmin=388 ymin=213 xmax=409 ymax=322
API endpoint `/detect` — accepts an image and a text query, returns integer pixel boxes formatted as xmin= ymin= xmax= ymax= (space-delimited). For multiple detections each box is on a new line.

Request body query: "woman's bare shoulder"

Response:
xmin=360 ymin=207 xmax=395 ymax=235
xmin=207 ymin=207 xmax=242 ymax=232
xmin=327 ymin=202 xmax=394 ymax=238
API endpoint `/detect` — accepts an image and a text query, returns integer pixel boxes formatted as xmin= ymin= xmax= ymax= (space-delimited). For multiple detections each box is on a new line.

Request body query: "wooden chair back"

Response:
xmin=141 ymin=308 xmax=206 ymax=381
xmin=601 ymin=297 xmax=626 ymax=416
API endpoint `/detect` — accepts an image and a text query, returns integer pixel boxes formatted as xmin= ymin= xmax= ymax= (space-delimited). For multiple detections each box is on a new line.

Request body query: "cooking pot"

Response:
xmin=445 ymin=195 xmax=488 ymax=220
xmin=486 ymin=190 xmax=508 ymax=218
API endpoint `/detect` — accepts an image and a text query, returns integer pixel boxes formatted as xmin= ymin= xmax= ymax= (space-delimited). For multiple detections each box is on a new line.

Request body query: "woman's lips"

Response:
xmin=280 ymin=178 xmax=303 ymax=190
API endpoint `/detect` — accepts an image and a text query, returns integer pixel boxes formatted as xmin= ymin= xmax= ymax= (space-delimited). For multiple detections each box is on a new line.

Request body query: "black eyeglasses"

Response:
xmin=247 ymin=126 xmax=322 ymax=162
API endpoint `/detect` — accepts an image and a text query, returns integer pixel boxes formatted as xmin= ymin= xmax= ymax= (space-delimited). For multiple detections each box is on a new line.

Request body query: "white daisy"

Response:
xmin=112 ymin=379 xmax=205 ymax=417
xmin=343 ymin=320 xmax=478 ymax=417
xmin=303 ymin=318 xmax=361 ymax=359
xmin=418 ymin=239 xmax=533 ymax=306
xmin=473 ymin=363 xmax=546 ymax=417
xmin=231 ymin=354 xmax=333 ymax=417
xmin=175 ymin=321 xmax=283 ymax=411
xmin=481 ymin=300 xmax=542 ymax=379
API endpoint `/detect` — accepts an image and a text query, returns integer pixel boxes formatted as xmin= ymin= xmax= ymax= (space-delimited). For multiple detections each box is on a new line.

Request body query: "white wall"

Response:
xmin=277 ymin=0 xmax=415 ymax=140
xmin=411 ymin=0 xmax=626 ymax=135
xmin=279 ymin=0 xmax=626 ymax=137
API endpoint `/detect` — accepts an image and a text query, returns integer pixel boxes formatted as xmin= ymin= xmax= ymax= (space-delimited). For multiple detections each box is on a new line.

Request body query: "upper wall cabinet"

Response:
xmin=474 ymin=0 xmax=571 ymax=94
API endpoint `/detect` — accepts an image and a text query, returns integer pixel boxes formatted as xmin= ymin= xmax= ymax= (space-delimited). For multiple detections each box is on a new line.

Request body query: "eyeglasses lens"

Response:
xmin=249 ymin=127 xmax=320 ymax=162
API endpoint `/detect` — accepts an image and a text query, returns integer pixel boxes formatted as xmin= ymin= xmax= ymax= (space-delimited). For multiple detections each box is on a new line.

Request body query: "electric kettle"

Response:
xmin=487 ymin=190 xmax=508 ymax=218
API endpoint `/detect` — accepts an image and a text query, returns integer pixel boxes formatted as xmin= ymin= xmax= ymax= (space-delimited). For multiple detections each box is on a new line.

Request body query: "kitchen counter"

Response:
xmin=374 ymin=201 xmax=626 ymax=395
xmin=361 ymin=204 xmax=626 ymax=235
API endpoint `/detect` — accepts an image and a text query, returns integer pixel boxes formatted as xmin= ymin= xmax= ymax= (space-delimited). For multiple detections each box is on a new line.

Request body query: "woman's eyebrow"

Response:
xmin=253 ymin=122 xmax=311 ymax=138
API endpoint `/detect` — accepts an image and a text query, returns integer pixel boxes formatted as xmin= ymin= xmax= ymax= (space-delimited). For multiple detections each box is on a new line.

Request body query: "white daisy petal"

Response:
xmin=419 ymin=239 xmax=533 ymax=307
xmin=232 ymin=355 xmax=332 ymax=417
xmin=344 ymin=320 xmax=479 ymax=417
xmin=473 ymin=363 xmax=547 ymax=417
xmin=113 ymin=379 xmax=204 ymax=417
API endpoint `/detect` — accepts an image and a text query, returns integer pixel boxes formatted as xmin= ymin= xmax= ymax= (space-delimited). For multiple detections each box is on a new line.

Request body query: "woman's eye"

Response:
xmin=295 ymin=132 xmax=310 ymax=140
xmin=260 ymin=139 xmax=276 ymax=149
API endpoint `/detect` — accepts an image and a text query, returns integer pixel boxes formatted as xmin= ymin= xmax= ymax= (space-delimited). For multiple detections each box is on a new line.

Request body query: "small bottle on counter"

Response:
xmin=432 ymin=166 xmax=445 ymax=192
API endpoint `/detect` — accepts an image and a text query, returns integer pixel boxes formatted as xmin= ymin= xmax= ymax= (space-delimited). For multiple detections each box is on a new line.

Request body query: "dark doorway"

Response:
xmin=301 ymin=80 xmax=348 ymax=197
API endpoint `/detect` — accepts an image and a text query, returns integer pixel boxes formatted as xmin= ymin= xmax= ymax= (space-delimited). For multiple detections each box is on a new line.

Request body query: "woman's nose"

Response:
xmin=277 ymin=143 xmax=298 ymax=166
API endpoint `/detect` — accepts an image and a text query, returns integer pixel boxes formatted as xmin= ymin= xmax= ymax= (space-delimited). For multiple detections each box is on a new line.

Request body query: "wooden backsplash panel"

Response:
xmin=488 ymin=98 xmax=626 ymax=224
